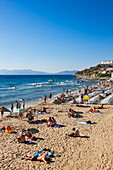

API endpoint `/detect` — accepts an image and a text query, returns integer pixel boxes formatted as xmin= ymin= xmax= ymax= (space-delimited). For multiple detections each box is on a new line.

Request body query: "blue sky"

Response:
xmin=0 ymin=0 xmax=113 ymax=73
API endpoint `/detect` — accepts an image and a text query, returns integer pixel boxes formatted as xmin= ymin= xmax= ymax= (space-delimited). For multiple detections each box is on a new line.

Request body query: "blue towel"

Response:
xmin=75 ymin=121 xmax=91 ymax=125
xmin=34 ymin=151 xmax=50 ymax=158
xmin=34 ymin=151 xmax=43 ymax=156
xmin=25 ymin=141 xmax=36 ymax=144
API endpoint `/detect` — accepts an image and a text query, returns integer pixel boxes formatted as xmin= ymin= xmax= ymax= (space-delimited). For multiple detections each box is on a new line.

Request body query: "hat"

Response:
xmin=19 ymin=132 xmax=23 ymax=136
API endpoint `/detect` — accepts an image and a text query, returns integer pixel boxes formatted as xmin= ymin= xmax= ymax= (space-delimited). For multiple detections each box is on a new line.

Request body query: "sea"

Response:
xmin=0 ymin=75 xmax=99 ymax=110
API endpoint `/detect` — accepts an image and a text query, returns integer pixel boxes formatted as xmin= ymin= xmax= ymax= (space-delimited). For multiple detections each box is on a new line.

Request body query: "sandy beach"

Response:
xmin=0 ymin=96 xmax=113 ymax=170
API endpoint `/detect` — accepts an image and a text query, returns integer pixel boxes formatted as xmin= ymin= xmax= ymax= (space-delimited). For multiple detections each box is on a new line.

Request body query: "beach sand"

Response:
xmin=0 ymin=100 xmax=113 ymax=170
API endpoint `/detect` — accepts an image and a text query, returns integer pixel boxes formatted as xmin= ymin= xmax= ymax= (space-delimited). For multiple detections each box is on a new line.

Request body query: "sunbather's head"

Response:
xmin=72 ymin=128 xmax=75 ymax=131
xmin=45 ymin=156 xmax=51 ymax=162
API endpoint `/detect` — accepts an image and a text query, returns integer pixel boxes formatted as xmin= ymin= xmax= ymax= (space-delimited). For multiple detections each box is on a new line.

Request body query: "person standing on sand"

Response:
xmin=81 ymin=94 xmax=84 ymax=104
xmin=11 ymin=103 xmax=14 ymax=114
xmin=1 ymin=111 xmax=4 ymax=117
xmin=16 ymin=101 xmax=19 ymax=109
xmin=69 ymin=88 xmax=71 ymax=94
xmin=22 ymin=99 xmax=25 ymax=109
xmin=44 ymin=95 xmax=47 ymax=103
xmin=66 ymin=89 xmax=68 ymax=94
xmin=18 ymin=103 xmax=21 ymax=108
xmin=49 ymin=93 xmax=52 ymax=99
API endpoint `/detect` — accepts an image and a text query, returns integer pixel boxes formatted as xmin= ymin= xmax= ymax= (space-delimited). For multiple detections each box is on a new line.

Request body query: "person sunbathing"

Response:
xmin=24 ymin=154 xmax=51 ymax=163
xmin=93 ymin=107 xmax=100 ymax=113
xmin=25 ymin=129 xmax=32 ymax=138
xmin=88 ymin=107 xmax=100 ymax=113
xmin=25 ymin=129 xmax=37 ymax=140
xmin=41 ymin=107 xmax=47 ymax=112
xmin=17 ymin=132 xmax=26 ymax=143
xmin=88 ymin=108 xmax=93 ymax=113
xmin=96 ymin=104 xmax=103 ymax=109
xmin=68 ymin=108 xmax=79 ymax=117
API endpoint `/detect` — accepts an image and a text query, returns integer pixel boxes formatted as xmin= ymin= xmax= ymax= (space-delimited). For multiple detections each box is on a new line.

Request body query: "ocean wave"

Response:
xmin=0 ymin=87 xmax=16 ymax=91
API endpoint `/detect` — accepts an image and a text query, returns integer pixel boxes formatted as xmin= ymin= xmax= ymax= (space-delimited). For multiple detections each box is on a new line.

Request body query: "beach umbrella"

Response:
xmin=13 ymin=108 xmax=24 ymax=114
xmin=0 ymin=106 xmax=10 ymax=112
xmin=84 ymin=95 xmax=90 ymax=101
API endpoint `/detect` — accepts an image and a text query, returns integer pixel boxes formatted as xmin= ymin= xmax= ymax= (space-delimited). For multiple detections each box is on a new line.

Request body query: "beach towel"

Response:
xmin=47 ymin=124 xmax=60 ymax=128
xmin=88 ymin=111 xmax=101 ymax=114
xmin=75 ymin=121 xmax=91 ymax=125
xmin=34 ymin=151 xmax=43 ymax=156
xmin=34 ymin=151 xmax=54 ymax=158
xmin=76 ymin=105 xmax=90 ymax=108
xmin=25 ymin=141 xmax=36 ymax=144
xmin=38 ymin=111 xmax=45 ymax=114
xmin=45 ymin=107 xmax=53 ymax=109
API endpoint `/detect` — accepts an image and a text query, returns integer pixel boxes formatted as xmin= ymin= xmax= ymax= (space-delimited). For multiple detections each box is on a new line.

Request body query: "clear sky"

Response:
xmin=0 ymin=0 xmax=113 ymax=73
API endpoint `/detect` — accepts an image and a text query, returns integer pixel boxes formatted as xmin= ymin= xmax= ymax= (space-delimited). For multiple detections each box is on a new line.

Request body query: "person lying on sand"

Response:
xmin=68 ymin=108 xmax=80 ymax=117
xmin=38 ymin=107 xmax=47 ymax=113
xmin=25 ymin=129 xmax=32 ymax=138
xmin=93 ymin=107 xmax=100 ymax=113
xmin=87 ymin=108 xmax=93 ymax=113
xmin=87 ymin=107 xmax=100 ymax=113
xmin=96 ymin=104 xmax=104 ymax=109
xmin=23 ymin=154 xmax=51 ymax=163
xmin=25 ymin=129 xmax=37 ymax=141
xmin=17 ymin=132 xmax=26 ymax=143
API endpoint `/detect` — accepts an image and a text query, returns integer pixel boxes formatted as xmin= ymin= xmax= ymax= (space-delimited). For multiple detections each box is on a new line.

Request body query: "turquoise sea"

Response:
xmin=0 ymin=75 xmax=99 ymax=109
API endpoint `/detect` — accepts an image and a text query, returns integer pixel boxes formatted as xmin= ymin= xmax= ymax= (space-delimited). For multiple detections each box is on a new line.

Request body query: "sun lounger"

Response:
xmin=87 ymin=95 xmax=99 ymax=104
xmin=99 ymin=93 xmax=113 ymax=104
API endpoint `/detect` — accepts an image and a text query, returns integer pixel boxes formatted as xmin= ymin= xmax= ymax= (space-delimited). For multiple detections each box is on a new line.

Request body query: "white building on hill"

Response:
xmin=101 ymin=60 xmax=113 ymax=65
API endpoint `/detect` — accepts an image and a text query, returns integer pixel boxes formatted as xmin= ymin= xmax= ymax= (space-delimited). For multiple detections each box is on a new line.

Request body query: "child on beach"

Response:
xmin=17 ymin=132 xmax=26 ymax=143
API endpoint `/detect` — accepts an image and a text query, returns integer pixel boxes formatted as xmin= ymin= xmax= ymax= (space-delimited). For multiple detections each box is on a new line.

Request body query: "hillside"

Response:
xmin=75 ymin=64 xmax=113 ymax=79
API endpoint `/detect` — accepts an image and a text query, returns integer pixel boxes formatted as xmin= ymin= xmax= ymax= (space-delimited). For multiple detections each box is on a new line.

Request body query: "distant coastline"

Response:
xmin=0 ymin=69 xmax=78 ymax=75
